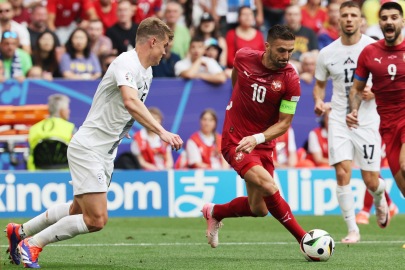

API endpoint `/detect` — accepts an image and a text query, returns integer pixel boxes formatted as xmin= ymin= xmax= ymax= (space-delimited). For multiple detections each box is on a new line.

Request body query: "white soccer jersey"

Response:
xmin=71 ymin=50 xmax=153 ymax=158
xmin=315 ymin=35 xmax=380 ymax=129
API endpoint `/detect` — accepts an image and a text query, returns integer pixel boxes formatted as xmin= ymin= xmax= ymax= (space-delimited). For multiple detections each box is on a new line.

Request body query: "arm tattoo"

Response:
xmin=350 ymin=92 xmax=362 ymax=112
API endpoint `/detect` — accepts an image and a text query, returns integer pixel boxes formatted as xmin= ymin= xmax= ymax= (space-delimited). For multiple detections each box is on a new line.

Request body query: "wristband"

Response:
xmin=253 ymin=133 xmax=265 ymax=145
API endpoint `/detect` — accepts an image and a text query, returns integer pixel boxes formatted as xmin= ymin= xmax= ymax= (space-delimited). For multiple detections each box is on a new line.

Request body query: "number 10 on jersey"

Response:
xmin=251 ymin=84 xmax=267 ymax=103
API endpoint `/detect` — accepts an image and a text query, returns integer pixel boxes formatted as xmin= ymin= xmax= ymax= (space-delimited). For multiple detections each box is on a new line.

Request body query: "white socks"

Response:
xmin=336 ymin=184 xmax=359 ymax=233
xmin=20 ymin=203 xmax=71 ymax=239
xmin=368 ymin=178 xmax=385 ymax=207
xmin=30 ymin=214 xmax=89 ymax=248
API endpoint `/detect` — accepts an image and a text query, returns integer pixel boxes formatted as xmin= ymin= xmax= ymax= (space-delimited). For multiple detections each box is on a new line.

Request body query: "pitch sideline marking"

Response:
xmin=1 ymin=240 xmax=404 ymax=248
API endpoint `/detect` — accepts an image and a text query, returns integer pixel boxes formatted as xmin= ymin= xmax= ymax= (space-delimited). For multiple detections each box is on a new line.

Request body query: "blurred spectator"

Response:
xmin=360 ymin=15 xmax=368 ymax=34
xmin=9 ymin=0 xmax=30 ymax=26
xmin=204 ymin=38 xmax=222 ymax=65
xmin=317 ymin=2 xmax=340 ymax=50
xmin=208 ymin=0 xmax=229 ymax=36
xmin=0 ymin=59 xmax=5 ymax=82
xmin=101 ymin=53 xmax=116 ymax=75
xmin=0 ymin=2 xmax=31 ymax=54
xmin=299 ymin=52 xmax=316 ymax=84
xmin=285 ymin=4 xmax=318 ymax=72
xmin=177 ymin=0 xmax=204 ymax=29
xmin=47 ymin=0 xmax=98 ymax=45
xmin=185 ymin=109 xmax=228 ymax=169
xmin=261 ymin=0 xmax=291 ymax=36
xmin=0 ymin=32 xmax=32 ymax=82
xmin=27 ymin=94 xmax=75 ymax=170
xmin=300 ymin=0 xmax=327 ymax=34
xmin=175 ymin=36 xmax=226 ymax=84
xmin=307 ymin=102 xmax=330 ymax=167
xmin=164 ymin=1 xmax=190 ymax=59
xmin=273 ymin=127 xmax=298 ymax=168
xmin=87 ymin=19 xmax=112 ymax=60
xmin=59 ymin=28 xmax=102 ymax=79
xmin=134 ymin=0 xmax=162 ymax=24
xmin=32 ymin=31 xmax=60 ymax=79
xmin=152 ymin=39 xmax=180 ymax=77
xmin=93 ymin=0 xmax=118 ymax=32
xmin=131 ymin=107 xmax=173 ymax=171
xmin=27 ymin=65 xmax=42 ymax=78
xmin=194 ymin=12 xmax=227 ymax=67
xmin=28 ymin=5 xmax=60 ymax=51
xmin=226 ymin=7 xmax=265 ymax=68
xmin=105 ymin=0 xmax=138 ymax=56
xmin=225 ymin=0 xmax=263 ymax=32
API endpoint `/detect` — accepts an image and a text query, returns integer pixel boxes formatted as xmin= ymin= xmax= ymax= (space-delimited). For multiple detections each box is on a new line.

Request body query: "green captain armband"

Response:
xmin=279 ymin=99 xmax=298 ymax=114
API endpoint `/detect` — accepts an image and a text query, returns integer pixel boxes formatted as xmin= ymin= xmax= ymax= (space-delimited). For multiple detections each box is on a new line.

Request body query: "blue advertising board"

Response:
xmin=1 ymin=169 xmax=403 ymax=218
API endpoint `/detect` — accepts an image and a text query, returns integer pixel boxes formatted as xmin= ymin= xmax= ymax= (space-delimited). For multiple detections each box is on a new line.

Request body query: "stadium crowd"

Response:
xmin=0 ymin=0 xmax=391 ymax=170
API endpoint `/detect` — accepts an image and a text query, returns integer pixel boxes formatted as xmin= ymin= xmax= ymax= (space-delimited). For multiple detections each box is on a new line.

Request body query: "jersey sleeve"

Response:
xmin=233 ymin=47 xmax=249 ymax=72
xmin=113 ymin=57 xmax=137 ymax=89
xmin=354 ymin=48 xmax=370 ymax=81
xmin=282 ymin=70 xmax=301 ymax=102
xmin=314 ymin=50 xmax=329 ymax=81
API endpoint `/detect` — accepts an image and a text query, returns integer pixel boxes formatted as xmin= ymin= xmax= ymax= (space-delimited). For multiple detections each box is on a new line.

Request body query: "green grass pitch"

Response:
xmin=1 ymin=215 xmax=405 ymax=269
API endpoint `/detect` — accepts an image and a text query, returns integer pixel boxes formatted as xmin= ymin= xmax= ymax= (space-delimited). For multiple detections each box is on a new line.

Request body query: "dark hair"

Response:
xmin=177 ymin=0 xmax=193 ymax=29
xmin=190 ymin=36 xmax=205 ymax=44
xmin=200 ymin=108 xmax=218 ymax=149
xmin=267 ymin=24 xmax=295 ymax=43
xmin=33 ymin=31 xmax=59 ymax=74
xmin=340 ymin=1 xmax=360 ymax=11
xmin=379 ymin=2 xmax=403 ymax=17
xmin=194 ymin=21 xmax=220 ymax=40
xmin=65 ymin=28 xmax=91 ymax=59
xmin=238 ymin=6 xmax=252 ymax=18
xmin=31 ymin=3 xmax=46 ymax=13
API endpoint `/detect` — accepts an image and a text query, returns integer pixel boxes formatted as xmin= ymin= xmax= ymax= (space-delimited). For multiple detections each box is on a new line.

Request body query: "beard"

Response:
xmin=384 ymin=25 xmax=401 ymax=43
xmin=269 ymin=51 xmax=288 ymax=68
xmin=341 ymin=23 xmax=359 ymax=37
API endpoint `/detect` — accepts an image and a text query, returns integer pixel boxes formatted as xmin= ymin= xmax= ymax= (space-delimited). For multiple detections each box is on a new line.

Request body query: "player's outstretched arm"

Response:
xmin=346 ymin=78 xmax=367 ymax=130
xmin=236 ymin=112 xmax=294 ymax=154
xmin=313 ymin=79 xmax=327 ymax=117
xmin=231 ymin=67 xmax=238 ymax=88
xmin=120 ymin=85 xmax=183 ymax=151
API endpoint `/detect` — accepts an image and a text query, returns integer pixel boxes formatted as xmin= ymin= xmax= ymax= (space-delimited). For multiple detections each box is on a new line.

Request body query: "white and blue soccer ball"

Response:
xmin=300 ymin=229 xmax=335 ymax=262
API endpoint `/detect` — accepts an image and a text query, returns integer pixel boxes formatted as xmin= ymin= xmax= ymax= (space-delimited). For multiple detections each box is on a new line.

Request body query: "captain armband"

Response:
xmin=279 ymin=99 xmax=298 ymax=114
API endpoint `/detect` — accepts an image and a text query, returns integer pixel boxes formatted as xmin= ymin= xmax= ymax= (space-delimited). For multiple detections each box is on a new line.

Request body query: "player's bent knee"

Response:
xmin=253 ymin=208 xmax=268 ymax=217
xmin=84 ymin=216 xmax=107 ymax=232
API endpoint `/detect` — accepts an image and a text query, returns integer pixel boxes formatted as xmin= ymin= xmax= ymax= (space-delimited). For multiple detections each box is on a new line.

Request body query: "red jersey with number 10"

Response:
xmin=355 ymin=39 xmax=405 ymax=131
xmin=222 ymin=48 xmax=301 ymax=150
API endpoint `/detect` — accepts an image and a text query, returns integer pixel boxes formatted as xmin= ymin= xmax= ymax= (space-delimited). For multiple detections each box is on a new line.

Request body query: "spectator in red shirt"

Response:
xmin=261 ymin=0 xmax=290 ymax=36
xmin=225 ymin=6 xmax=265 ymax=68
xmin=93 ymin=0 xmax=117 ymax=33
xmin=301 ymin=0 xmax=327 ymax=34
xmin=134 ymin=0 xmax=162 ymax=24
xmin=307 ymin=102 xmax=330 ymax=167
xmin=317 ymin=2 xmax=340 ymax=50
xmin=47 ymin=0 xmax=98 ymax=45
xmin=9 ymin=0 xmax=30 ymax=26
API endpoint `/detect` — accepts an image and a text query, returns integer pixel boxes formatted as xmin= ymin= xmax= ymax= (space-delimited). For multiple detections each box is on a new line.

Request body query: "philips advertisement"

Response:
xmin=1 ymin=169 xmax=403 ymax=218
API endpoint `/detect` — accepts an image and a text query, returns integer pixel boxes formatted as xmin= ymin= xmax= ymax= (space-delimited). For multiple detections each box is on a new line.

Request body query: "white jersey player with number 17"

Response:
xmin=5 ymin=18 xmax=183 ymax=268
xmin=313 ymin=1 xmax=389 ymax=244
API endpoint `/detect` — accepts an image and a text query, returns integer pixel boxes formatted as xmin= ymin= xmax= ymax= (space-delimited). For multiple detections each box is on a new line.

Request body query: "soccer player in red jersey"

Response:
xmin=202 ymin=25 xmax=307 ymax=248
xmin=347 ymin=2 xmax=405 ymax=199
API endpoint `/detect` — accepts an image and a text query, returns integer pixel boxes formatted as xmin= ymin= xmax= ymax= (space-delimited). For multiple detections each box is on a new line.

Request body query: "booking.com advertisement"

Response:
xmin=0 ymin=169 xmax=403 ymax=218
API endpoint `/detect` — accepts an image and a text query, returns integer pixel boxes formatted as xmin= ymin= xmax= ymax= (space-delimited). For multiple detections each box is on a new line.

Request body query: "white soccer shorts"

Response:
xmin=328 ymin=120 xmax=381 ymax=171
xmin=67 ymin=144 xmax=113 ymax=196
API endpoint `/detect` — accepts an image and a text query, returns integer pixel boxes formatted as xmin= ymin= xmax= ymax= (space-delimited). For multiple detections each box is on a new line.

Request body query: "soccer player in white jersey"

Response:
xmin=5 ymin=18 xmax=183 ymax=268
xmin=313 ymin=1 xmax=389 ymax=243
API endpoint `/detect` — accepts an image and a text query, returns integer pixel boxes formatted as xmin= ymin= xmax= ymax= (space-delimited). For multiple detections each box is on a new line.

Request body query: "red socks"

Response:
xmin=262 ymin=191 xmax=306 ymax=243
xmin=213 ymin=197 xmax=257 ymax=221
xmin=363 ymin=190 xmax=392 ymax=213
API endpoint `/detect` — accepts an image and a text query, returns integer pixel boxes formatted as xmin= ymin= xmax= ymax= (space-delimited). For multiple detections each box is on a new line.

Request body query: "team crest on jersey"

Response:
xmin=343 ymin=57 xmax=355 ymax=65
xmin=234 ymin=152 xmax=244 ymax=163
xmin=271 ymin=80 xmax=282 ymax=91
xmin=125 ymin=72 xmax=133 ymax=83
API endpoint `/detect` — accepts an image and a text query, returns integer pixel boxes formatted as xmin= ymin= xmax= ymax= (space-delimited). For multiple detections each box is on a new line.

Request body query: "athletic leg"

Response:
xmin=395 ymin=143 xmax=405 ymax=195
xmin=356 ymin=189 xmax=372 ymax=225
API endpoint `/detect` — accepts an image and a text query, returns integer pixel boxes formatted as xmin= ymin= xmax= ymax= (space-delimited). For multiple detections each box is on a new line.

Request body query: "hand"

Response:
xmin=255 ymin=13 xmax=264 ymax=27
xmin=159 ymin=130 xmax=183 ymax=151
xmin=300 ymin=73 xmax=314 ymax=84
xmin=125 ymin=133 xmax=131 ymax=139
xmin=14 ymin=75 xmax=25 ymax=83
xmin=43 ymin=72 xmax=53 ymax=81
xmin=346 ymin=109 xmax=359 ymax=130
xmin=99 ymin=45 xmax=109 ymax=55
xmin=236 ymin=136 xmax=257 ymax=154
xmin=362 ymin=85 xmax=375 ymax=101
xmin=314 ymin=99 xmax=325 ymax=117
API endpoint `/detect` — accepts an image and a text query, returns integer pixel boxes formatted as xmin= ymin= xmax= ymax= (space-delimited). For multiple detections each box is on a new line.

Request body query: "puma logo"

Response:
xmin=374 ymin=57 xmax=382 ymax=64
xmin=244 ymin=71 xmax=252 ymax=78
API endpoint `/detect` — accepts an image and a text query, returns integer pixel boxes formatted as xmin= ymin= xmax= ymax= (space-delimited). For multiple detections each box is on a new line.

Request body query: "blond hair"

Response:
xmin=136 ymin=18 xmax=174 ymax=45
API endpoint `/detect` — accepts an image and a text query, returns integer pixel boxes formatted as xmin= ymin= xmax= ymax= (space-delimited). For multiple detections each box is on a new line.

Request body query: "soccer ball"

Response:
xmin=300 ymin=229 xmax=335 ymax=262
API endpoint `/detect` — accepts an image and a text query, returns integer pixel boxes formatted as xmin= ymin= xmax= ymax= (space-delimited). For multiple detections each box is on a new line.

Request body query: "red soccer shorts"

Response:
xmin=222 ymin=144 xmax=274 ymax=178
xmin=381 ymin=124 xmax=405 ymax=176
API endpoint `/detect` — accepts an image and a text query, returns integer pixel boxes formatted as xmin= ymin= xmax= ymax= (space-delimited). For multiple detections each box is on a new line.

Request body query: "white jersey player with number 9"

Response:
xmin=313 ymin=1 xmax=389 ymax=244
xmin=5 ymin=18 xmax=183 ymax=268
